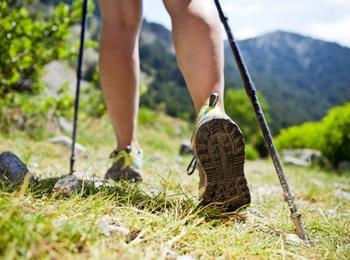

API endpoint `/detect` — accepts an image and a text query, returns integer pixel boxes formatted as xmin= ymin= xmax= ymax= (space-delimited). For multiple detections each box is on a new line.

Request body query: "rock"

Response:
xmin=82 ymin=48 xmax=99 ymax=80
xmin=97 ymin=216 xmax=130 ymax=237
xmin=310 ymin=178 xmax=325 ymax=188
xmin=57 ymin=117 xmax=73 ymax=133
xmin=179 ymin=140 xmax=193 ymax=156
xmin=53 ymin=175 xmax=81 ymax=196
xmin=285 ymin=233 xmax=304 ymax=244
xmin=282 ymin=149 xmax=331 ymax=168
xmin=335 ymin=190 xmax=350 ymax=201
xmin=0 ymin=151 xmax=34 ymax=185
xmin=42 ymin=60 xmax=89 ymax=97
xmin=177 ymin=255 xmax=194 ymax=260
xmin=338 ymin=161 xmax=350 ymax=172
xmin=48 ymin=136 xmax=85 ymax=153
xmin=165 ymin=250 xmax=178 ymax=260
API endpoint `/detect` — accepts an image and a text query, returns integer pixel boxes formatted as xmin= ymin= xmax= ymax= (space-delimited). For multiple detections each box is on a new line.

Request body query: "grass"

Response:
xmin=0 ymin=112 xmax=349 ymax=259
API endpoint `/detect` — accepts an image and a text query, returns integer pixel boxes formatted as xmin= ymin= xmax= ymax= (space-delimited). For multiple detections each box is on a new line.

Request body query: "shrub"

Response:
xmin=245 ymin=144 xmax=259 ymax=160
xmin=224 ymin=88 xmax=270 ymax=157
xmin=0 ymin=1 xmax=80 ymax=95
xmin=322 ymin=103 xmax=350 ymax=166
xmin=275 ymin=122 xmax=324 ymax=151
xmin=0 ymin=1 xmax=102 ymax=136
xmin=275 ymin=103 xmax=350 ymax=167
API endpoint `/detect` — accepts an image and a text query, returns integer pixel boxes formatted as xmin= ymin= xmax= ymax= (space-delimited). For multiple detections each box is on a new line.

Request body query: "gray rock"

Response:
xmin=53 ymin=175 xmax=81 ymax=196
xmin=42 ymin=60 xmax=89 ymax=97
xmin=338 ymin=161 xmax=350 ymax=172
xmin=82 ymin=48 xmax=99 ymax=80
xmin=285 ymin=233 xmax=304 ymax=244
xmin=282 ymin=149 xmax=331 ymax=168
xmin=0 ymin=151 xmax=34 ymax=185
xmin=48 ymin=136 xmax=85 ymax=153
xmin=57 ymin=117 xmax=73 ymax=133
xmin=335 ymin=190 xmax=350 ymax=201
xmin=179 ymin=140 xmax=193 ymax=156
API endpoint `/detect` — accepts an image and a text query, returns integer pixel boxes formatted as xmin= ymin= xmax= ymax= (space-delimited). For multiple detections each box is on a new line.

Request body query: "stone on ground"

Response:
xmin=53 ymin=175 xmax=81 ymax=196
xmin=0 ymin=151 xmax=34 ymax=185
xmin=179 ymin=140 xmax=193 ymax=155
xmin=284 ymin=233 xmax=305 ymax=245
xmin=282 ymin=149 xmax=331 ymax=168
xmin=48 ymin=136 xmax=86 ymax=153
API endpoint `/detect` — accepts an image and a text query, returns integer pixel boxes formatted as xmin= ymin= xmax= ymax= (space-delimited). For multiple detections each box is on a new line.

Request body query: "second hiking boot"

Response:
xmin=105 ymin=146 xmax=143 ymax=182
xmin=188 ymin=93 xmax=251 ymax=211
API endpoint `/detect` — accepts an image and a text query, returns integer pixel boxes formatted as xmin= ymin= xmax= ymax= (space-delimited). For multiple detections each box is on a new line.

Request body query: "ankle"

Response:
xmin=117 ymin=140 xmax=141 ymax=152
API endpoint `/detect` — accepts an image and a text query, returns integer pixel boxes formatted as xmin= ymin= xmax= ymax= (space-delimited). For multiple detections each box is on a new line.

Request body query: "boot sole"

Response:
xmin=193 ymin=118 xmax=251 ymax=211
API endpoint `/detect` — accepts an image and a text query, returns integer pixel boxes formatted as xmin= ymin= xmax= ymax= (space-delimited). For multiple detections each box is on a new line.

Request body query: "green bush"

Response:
xmin=322 ymin=103 xmax=350 ymax=166
xmin=245 ymin=144 xmax=259 ymax=160
xmin=275 ymin=122 xmax=324 ymax=150
xmin=0 ymin=1 xmax=81 ymax=95
xmin=224 ymin=88 xmax=270 ymax=157
xmin=276 ymin=103 xmax=350 ymax=167
xmin=0 ymin=88 xmax=73 ymax=139
xmin=0 ymin=1 xmax=103 ymax=136
xmin=138 ymin=107 xmax=158 ymax=126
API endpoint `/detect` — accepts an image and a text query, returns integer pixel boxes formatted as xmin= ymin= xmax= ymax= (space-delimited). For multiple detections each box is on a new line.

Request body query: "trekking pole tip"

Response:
xmin=291 ymin=212 xmax=308 ymax=241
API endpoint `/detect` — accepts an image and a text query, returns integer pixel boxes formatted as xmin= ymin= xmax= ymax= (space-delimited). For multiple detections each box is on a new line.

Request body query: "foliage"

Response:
xmin=0 ymin=87 xmax=74 ymax=139
xmin=0 ymin=0 xmax=102 ymax=136
xmin=224 ymin=88 xmax=270 ymax=157
xmin=276 ymin=103 xmax=350 ymax=167
xmin=322 ymin=103 xmax=350 ymax=166
xmin=0 ymin=1 xmax=82 ymax=95
xmin=275 ymin=122 xmax=324 ymax=150
xmin=245 ymin=144 xmax=259 ymax=160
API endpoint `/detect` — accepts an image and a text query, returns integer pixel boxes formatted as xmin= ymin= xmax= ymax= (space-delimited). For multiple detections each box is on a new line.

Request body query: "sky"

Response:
xmin=143 ymin=0 xmax=350 ymax=47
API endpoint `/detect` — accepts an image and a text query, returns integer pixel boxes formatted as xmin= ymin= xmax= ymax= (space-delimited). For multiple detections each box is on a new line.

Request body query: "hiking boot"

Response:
xmin=187 ymin=93 xmax=251 ymax=211
xmin=105 ymin=146 xmax=143 ymax=182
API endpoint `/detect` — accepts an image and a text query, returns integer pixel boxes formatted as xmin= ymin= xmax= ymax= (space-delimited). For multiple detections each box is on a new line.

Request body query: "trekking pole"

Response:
xmin=213 ymin=0 xmax=307 ymax=240
xmin=70 ymin=0 xmax=88 ymax=174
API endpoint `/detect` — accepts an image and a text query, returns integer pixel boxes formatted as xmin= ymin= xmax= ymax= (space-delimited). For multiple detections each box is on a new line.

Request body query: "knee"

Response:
xmin=101 ymin=14 xmax=141 ymax=34
xmin=164 ymin=0 xmax=218 ymax=28
xmin=100 ymin=3 xmax=142 ymax=34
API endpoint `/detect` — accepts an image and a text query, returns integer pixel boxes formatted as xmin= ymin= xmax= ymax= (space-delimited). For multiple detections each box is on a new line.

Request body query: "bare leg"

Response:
xmin=163 ymin=0 xmax=224 ymax=112
xmin=99 ymin=0 xmax=142 ymax=150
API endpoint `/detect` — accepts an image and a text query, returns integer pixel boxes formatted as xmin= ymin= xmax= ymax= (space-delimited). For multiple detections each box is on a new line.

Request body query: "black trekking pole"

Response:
xmin=213 ymin=0 xmax=307 ymax=240
xmin=69 ymin=0 xmax=88 ymax=174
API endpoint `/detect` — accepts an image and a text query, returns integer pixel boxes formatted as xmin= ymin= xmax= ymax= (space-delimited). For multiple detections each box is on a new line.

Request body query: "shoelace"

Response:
xmin=187 ymin=157 xmax=197 ymax=175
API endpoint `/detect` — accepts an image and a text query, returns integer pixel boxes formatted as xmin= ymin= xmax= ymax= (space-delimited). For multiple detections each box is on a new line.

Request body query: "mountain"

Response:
xmin=139 ymin=23 xmax=350 ymax=132
xmin=224 ymin=31 xmax=350 ymax=130
xmin=36 ymin=1 xmax=350 ymax=132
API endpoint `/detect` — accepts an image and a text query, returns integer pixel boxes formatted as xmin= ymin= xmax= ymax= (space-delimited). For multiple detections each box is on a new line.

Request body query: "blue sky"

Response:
xmin=143 ymin=0 xmax=350 ymax=47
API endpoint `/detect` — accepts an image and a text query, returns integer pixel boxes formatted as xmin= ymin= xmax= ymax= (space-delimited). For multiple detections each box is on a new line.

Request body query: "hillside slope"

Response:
xmin=0 ymin=114 xmax=349 ymax=258
xmin=37 ymin=1 xmax=350 ymax=131
xmin=225 ymin=31 xmax=350 ymax=129
xmin=140 ymin=23 xmax=350 ymax=131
